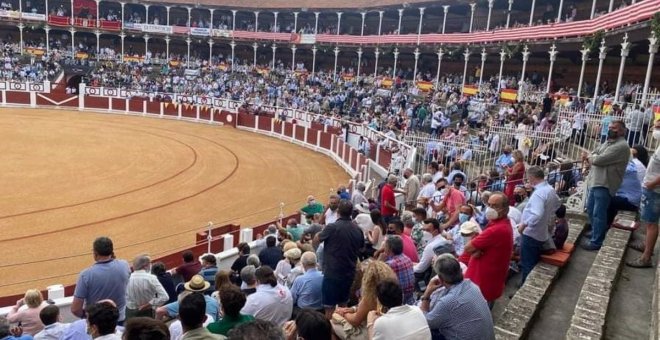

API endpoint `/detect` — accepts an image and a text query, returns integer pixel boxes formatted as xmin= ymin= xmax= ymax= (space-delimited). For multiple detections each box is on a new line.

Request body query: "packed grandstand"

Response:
xmin=1 ymin=0 xmax=660 ymax=339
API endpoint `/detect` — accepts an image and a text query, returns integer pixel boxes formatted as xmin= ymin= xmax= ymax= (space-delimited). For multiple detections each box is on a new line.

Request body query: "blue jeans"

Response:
xmin=521 ymin=234 xmax=545 ymax=284
xmin=587 ymin=187 xmax=612 ymax=247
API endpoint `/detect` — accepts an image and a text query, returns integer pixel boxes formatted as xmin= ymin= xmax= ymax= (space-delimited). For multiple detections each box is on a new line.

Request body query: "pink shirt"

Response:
xmin=400 ymin=233 xmax=420 ymax=263
xmin=7 ymin=302 xmax=47 ymax=335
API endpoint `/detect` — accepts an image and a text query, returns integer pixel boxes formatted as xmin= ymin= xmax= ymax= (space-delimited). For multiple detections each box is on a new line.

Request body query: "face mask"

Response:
xmin=607 ymin=130 xmax=618 ymax=139
xmin=422 ymin=231 xmax=433 ymax=240
xmin=653 ymin=130 xmax=660 ymax=140
xmin=485 ymin=207 xmax=499 ymax=221
xmin=459 ymin=213 xmax=470 ymax=224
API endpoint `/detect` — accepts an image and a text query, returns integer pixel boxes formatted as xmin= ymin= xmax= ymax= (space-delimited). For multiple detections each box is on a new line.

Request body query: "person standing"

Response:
xmin=314 ymin=200 xmax=364 ymax=319
xmin=398 ymin=168 xmax=421 ymax=210
xmin=125 ymin=255 xmax=169 ymax=319
xmin=582 ymin=120 xmax=630 ymax=250
xmin=627 ymin=120 xmax=660 ymax=268
xmin=381 ymin=175 xmax=399 ymax=224
xmin=517 ymin=167 xmax=561 ymax=283
xmin=70 ymin=237 xmax=131 ymax=323
xmin=463 ymin=192 xmax=514 ymax=306
xmin=504 ymin=150 xmax=526 ymax=206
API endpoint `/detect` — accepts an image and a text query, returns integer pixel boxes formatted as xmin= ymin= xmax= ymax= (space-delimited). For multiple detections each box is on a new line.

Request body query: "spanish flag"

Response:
xmin=653 ymin=105 xmax=660 ymax=122
xmin=256 ymin=67 xmax=269 ymax=75
xmin=218 ymin=63 xmax=228 ymax=71
xmin=170 ymin=60 xmax=181 ymax=67
xmin=381 ymin=77 xmax=394 ymax=88
xmin=463 ymin=85 xmax=478 ymax=96
xmin=416 ymin=81 xmax=434 ymax=92
xmin=342 ymin=73 xmax=355 ymax=81
xmin=500 ymin=89 xmax=517 ymax=103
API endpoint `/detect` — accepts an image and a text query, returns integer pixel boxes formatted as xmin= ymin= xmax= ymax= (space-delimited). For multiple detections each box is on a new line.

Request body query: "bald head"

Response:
xmin=487 ymin=192 xmax=509 ymax=218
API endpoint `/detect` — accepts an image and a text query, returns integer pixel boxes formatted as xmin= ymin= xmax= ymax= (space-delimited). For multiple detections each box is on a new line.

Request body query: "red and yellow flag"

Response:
xmin=463 ymin=85 xmax=478 ymax=96
xmin=381 ymin=77 xmax=394 ymax=88
xmin=500 ymin=89 xmax=518 ymax=103
xmin=416 ymin=81 xmax=434 ymax=92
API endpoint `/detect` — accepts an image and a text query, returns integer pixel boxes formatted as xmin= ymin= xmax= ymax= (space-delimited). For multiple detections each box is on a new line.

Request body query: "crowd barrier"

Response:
xmin=0 ymin=81 xmax=413 ymax=308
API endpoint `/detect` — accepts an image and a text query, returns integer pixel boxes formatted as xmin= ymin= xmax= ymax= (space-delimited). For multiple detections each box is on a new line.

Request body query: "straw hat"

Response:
xmin=284 ymin=248 xmax=302 ymax=260
xmin=459 ymin=221 xmax=481 ymax=236
xmin=183 ymin=274 xmax=210 ymax=292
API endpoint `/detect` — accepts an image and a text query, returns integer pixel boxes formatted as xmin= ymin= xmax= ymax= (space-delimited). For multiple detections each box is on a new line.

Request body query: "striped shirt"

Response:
xmin=125 ymin=270 xmax=169 ymax=309
xmin=425 ymin=279 xmax=494 ymax=340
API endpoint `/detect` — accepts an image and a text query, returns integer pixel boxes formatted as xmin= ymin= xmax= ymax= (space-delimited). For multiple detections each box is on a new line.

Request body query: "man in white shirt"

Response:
xmin=413 ymin=218 xmax=449 ymax=290
xmin=367 ymin=279 xmax=431 ymax=340
xmin=34 ymin=305 xmax=68 ymax=340
xmin=125 ymin=255 xmax=169 ymax=319
xmin=323 ymin=195 xmax=340 ymax=225
xmin=241 ymin=266 xmax=293 ymax=327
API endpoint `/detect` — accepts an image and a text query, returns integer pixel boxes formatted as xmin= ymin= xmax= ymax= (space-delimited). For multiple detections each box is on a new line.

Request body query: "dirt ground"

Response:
xmin=0 ymin=108 xmax=349 ymax=297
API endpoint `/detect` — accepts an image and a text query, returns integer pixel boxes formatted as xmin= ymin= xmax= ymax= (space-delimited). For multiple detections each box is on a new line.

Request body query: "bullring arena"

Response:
xmin=0 ymin=107 xmax=348 ymax=296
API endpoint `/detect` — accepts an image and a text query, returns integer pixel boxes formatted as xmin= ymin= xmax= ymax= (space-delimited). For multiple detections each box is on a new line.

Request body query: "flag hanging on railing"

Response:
xmin=500 ymin=89 xmax=517 ymax=103
xmin=653 ymin=105 xmax=660 ymax=122
xmin=602 ymin=99 xmax=613 ymax=113
xmin=381 ymin=77 xmax=394 ymax=88
xmin=463 ymin=85 xmax=478 ymax=96
xmin=416 ymin=80 xmax=434 ymax=92
xmin=342 ymin=73 xmax=354 ymax=81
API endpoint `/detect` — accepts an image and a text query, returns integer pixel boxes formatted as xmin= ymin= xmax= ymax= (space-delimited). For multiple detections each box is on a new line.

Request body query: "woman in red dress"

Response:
xmin=504 ymin=150 xmax=526 ymax=205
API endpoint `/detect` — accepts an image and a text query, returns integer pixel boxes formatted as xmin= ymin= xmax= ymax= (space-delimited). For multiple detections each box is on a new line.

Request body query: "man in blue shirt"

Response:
xmin=517 ymin=166 xmax=560 ymax=283
xmin=290 ymin=252 xmax=324 ymax=315
xmin=420 ymin=254 xmax=494 ymax=340
xmin=495 ymin=146 xmax=514 ymax=175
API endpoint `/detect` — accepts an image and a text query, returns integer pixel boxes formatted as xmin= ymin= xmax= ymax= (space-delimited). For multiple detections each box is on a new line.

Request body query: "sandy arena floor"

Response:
xmin=0 ymin=108 xmax=348 ymax=297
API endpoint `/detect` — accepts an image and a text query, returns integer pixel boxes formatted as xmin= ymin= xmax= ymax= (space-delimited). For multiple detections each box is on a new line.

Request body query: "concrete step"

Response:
xmin=493 ymin=212 xmax=588 ymax=339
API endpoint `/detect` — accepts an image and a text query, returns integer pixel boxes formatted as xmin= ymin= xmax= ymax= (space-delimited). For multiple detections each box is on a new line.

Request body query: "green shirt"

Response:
xmin=417 ymin=106 xmax=428 ymax=122
xmin=207 ymin=314 xmax=255 ymax=336
xmin=287 ymin=225 xmax=305 ymax=241
xmin=300 ymin=202 xmax=324 ymax=215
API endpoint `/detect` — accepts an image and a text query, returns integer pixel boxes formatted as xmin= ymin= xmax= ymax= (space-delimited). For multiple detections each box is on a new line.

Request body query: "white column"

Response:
xmin=393 ymin=48 xmax=400 ymax=77
xmin=18 ymin=24 xmax=23 ymax=54
xmin=591 ymin=0 xmax=597 ymax=19
xmin=336 ymin=12 xmax=342 ymax=35
xmin=95 ymin=0 xmax=100 ymax=27
xmin=593 ymin=39 xmax=607 ymax=100
xmin=333 ymin=46 xmax=340 ymax=80
xmin=479 ymin=48 xmax=486 ymax=85
xmin=120 ymin=2 xmax=125 ymax=28
xmin=144 ymin=34 xmax=149 ymax=56
xmin=577 ymin=46 xmax=590 ymax=98
xmin=641 ymin=33 xmax=659 ymax=106
xmin=498 ymin=48 xmax=507 ymax=92
xmin=608 ymin=0 xmax=615 ymax=13
xmin=435 ymin=48 xmax=444 ymax=88
xmin=231 ymin=10 xmax=236 ymax=31
xmin=186 ymin=37 xmax=191 ymax=66
xmin=557 ymin=0 xmax=565 ymax=22
xmin=374 ymin=48 xmax=380 ymax=76
xmin=461 ymin=48 xmax=470 ymax=93
xmin=120 ymin=32 xmax=125 ymax=62
xmin=273 ymin=12 xmax=278 ymax=32
xmin=291 ymin=45 xmax=297 ymax=71
xmin=70 ymin=28 xmax=75 ymax=55
xmin=547 ymin=43 xmax=558 ymax=93
xmin=271 ymin=43 xmax=277 ymax=68
xmin=210 ymin=9 xmax=215 ymax=29
xmin=166 ymin=6 xmax=170 ymax=26
xmin=413 ymin=48 xmax=420 ymax=80
xmin=442 ymin=6 xmax=449 ymax=34
xmin=469 ymin=3 xmax=476 ymax=33
xmin=417 ymin=7 xmax=425 ymax=45
xmin=187 ymin=7 xmax=192 ymax=27
xmin=520 ymin=45 xmax=530 ymax=83
xmin=356 ymin=47 xmax=363 ymax=79
xmin=529 ymin=0 xmax=537 ymax=25
xmin=254 ymin=11 xmax=259 ymax=32
xmin=70 ymin=0 xmax=74 ymax=24
xmin=95 ymin=31 xmax=100 ymax=57
xmin=208 ymin=39 xmax=213 ymax=64
xmin=486 ymin=0 xmax=494 ymax=31
xmin=397 ymin=8 xmax=404 ymax=34
xmin=145 ymin=4 xmax=149 ymax=24
xmin=252 ymin=42 xmax=258 ymax=67
xmin=314 ymin=12 xmax=320 ymax=34
xmin=311 ymin=45 xmax=317 ymax=77
xmin=165 ymin=36 xmax=170 ymax=60
xmin=506 ymin=0 xmax=514 ymax=28
xmin=293 ymin=12 xmax=299 ymax=33
xmin=378 ymin=11 xmax=384 ymax=35
xmin=45 ymin=26 xmax=50 ymax=54
xmin=614 ymin=34 xmax=630 ymax=103
xmin=230 ymin=40 xmax=236 ymax=72
xmin=360 ymin=12 xmax=366 ymax=36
